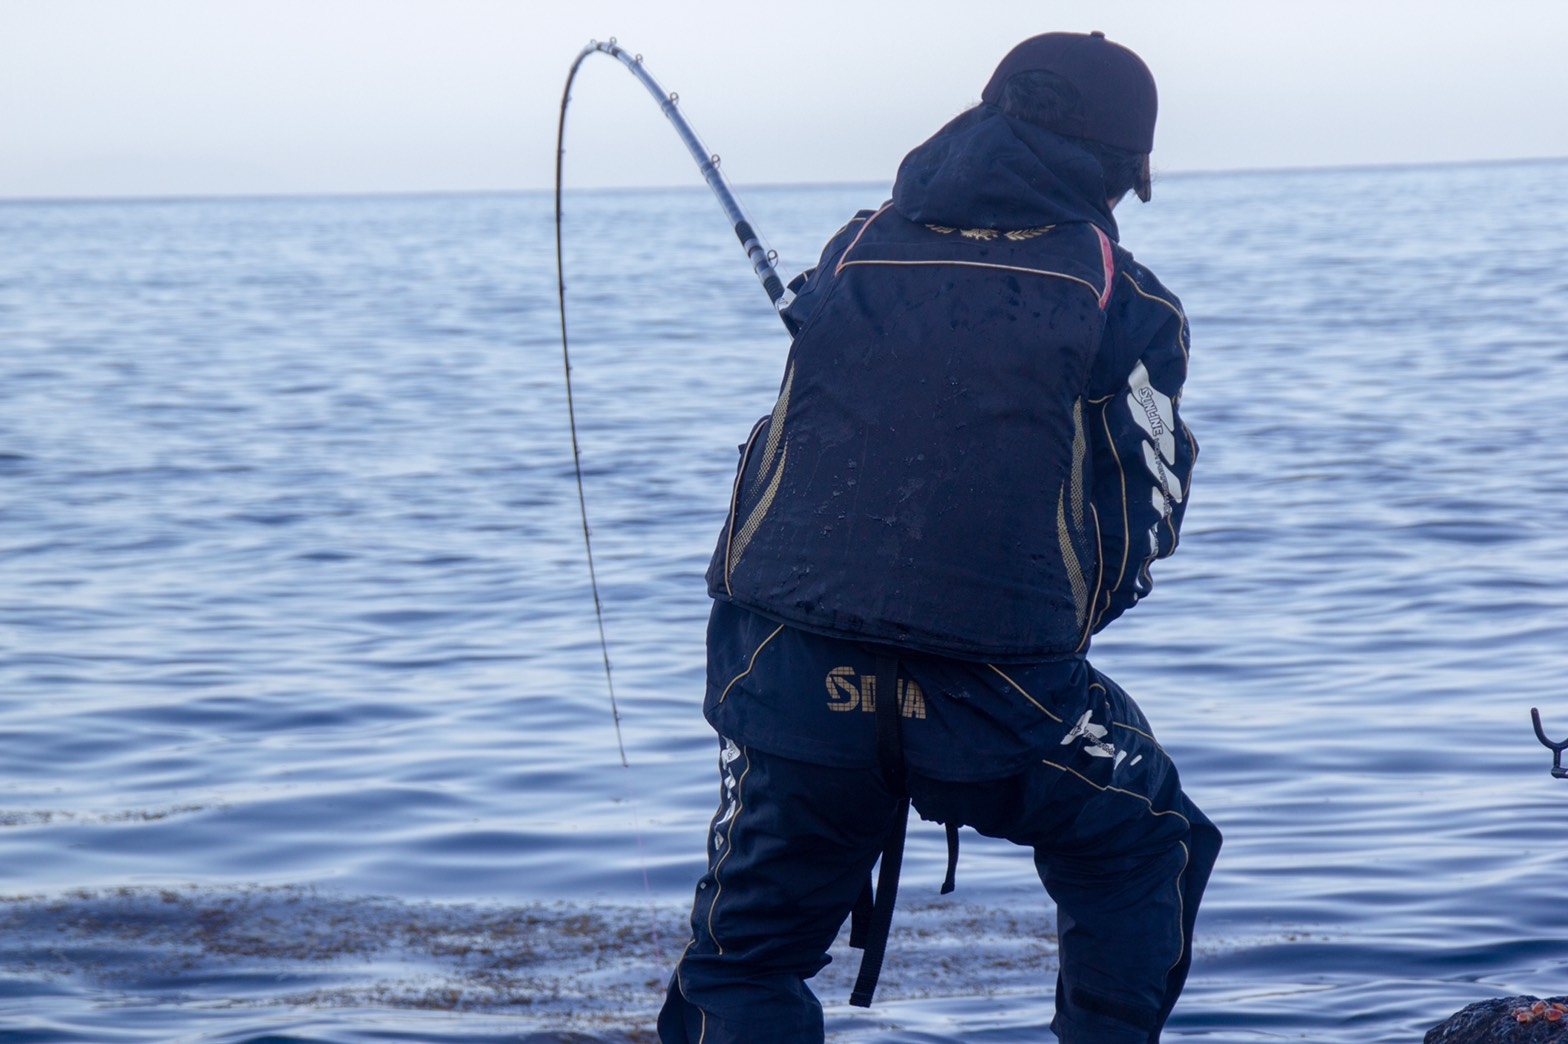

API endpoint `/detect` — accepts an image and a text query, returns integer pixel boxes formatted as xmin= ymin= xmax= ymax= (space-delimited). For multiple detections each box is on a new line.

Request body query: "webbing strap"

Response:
xmin=941 ymin=821 xmax=959 ymax=895
xmin=871 ymin=655 xmax=905 ymax=786
xmin=849 ymin=654 xmax=907 ymax=1008
xmin=848 ymin=876 xmax=873 ymax=949
xmin=849 ymin=794 xmax=907 ymax=1007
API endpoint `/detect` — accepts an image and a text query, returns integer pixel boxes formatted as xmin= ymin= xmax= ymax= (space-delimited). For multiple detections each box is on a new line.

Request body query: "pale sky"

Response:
xmin=3 ymin=0 xmax=1565 ymax=199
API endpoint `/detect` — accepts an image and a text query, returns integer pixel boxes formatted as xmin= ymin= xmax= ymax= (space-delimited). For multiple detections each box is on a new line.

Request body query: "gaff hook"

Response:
xmin=1530 ymin=708 xmax=1568 ymax=779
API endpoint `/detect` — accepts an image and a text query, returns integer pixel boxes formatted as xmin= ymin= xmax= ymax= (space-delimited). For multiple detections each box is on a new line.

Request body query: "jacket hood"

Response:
xmin=891 ymin=104 xmax=1120 ymax=240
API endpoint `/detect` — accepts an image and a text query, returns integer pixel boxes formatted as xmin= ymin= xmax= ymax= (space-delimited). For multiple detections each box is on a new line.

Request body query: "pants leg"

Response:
xmin=1040 ymin=788 xmax=1219 ymax=1043
xmin=905 ymin=667 xmax=1220 ymax=1044
xmin=1035 ymin=669 xmax=1218 ymax=1043
xmin=658 ymin=738 xmax=900 ymax=1044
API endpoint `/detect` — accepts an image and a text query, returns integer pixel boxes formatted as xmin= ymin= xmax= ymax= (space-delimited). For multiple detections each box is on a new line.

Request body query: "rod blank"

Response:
xmin=560 ymin=39 xmax=794 ymax=323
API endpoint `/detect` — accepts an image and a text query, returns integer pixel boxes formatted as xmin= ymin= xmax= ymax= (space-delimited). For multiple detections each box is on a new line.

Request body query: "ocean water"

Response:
xmin=2 ymin=159 xmax=1567 ymax=1042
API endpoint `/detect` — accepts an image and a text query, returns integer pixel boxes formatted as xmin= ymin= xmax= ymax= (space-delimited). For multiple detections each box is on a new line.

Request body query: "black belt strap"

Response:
xmin=849 ymin=654 xmax=908 ymax=1008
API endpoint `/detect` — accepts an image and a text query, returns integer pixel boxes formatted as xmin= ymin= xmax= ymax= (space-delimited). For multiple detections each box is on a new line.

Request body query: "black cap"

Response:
xmin=981 ymin=31 xmax=1158 ymax=154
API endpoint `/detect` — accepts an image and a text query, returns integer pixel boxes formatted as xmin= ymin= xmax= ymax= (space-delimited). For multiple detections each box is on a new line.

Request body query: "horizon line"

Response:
xmin=1 ymin=153 xmax=1563 ymax=207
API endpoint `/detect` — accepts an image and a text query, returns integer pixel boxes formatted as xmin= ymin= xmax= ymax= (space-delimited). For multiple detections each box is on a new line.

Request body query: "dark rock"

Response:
xmin=1426 ymin=996 xmax=1568 ymax=1043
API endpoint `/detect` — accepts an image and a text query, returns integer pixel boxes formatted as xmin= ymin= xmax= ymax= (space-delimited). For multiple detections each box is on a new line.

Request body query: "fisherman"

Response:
xmin=658 ymin=31 xmax=1220 ymax=1044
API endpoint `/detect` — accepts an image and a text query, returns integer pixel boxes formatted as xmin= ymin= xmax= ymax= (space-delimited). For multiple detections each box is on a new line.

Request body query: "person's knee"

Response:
xmin=660 ymin=964 xmax=825 ymax=1044
xmin=1052 ymin=988 xmax=1161 ymax=1044
xmin=656 ymin=972 xmax=700 ymax=1043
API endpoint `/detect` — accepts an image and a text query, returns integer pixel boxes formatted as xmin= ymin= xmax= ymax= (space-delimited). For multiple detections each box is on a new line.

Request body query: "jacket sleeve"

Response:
xmin=777 ymin=207 xmax=881 ymax=335
xmin=1086 ymin=255 xmax=1197 ymax=634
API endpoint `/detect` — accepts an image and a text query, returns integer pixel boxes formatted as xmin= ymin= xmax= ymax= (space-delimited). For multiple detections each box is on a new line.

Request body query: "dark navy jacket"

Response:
xmin=706 ymin=105 xmax=1194 ymax=663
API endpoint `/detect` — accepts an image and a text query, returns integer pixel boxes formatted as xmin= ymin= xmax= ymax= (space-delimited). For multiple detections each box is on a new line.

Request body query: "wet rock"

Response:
xmin=1426 ymin=996 xmax=1568 ymax=1043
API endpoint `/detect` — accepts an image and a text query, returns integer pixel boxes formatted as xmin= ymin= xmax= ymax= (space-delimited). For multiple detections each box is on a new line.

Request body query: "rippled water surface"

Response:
xmin=3 ymin=161 xmax=1568 ymax=1041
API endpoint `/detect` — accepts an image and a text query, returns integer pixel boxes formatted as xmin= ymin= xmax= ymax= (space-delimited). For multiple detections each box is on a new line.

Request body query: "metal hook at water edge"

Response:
xmin=1530 ymin=707 xmax=1568 ymax=779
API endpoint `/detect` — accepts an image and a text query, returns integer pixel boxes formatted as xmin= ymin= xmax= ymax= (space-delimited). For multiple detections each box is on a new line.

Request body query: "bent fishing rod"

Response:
xmin=556 ymin=38 xmax=795 ymax=324
xmin=554 ymin=40 xmax=792 ymax=767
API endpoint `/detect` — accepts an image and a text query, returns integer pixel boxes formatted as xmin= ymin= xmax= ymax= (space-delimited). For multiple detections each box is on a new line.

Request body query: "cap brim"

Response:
xmin=1134 ymin=155 xmax=1152 ymax=203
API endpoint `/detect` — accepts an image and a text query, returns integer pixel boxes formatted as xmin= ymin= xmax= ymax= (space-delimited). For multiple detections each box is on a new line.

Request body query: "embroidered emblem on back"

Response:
xmin=925 ymin=224 xmax=1055 ymax=241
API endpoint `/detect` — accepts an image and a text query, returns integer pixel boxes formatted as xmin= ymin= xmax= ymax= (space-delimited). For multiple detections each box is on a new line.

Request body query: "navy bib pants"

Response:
xmin=658 ymin=657 xmax=1219 ymax=1043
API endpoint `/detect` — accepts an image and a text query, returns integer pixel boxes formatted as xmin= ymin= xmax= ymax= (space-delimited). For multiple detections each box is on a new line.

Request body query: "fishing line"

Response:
xmin=554 ymin=37 xmax=793 ymax=967
xmin=554 ymin=40 xmax=793 ymax=765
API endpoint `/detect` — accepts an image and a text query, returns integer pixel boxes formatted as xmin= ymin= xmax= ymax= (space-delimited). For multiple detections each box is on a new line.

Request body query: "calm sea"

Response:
xmin=2 ymin=160 xmax=1567 ymax=1042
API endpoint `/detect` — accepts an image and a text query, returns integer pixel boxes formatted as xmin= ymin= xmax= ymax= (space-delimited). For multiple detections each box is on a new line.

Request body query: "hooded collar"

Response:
xmin=891 ymin=105 xmax=1120 ymax=241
